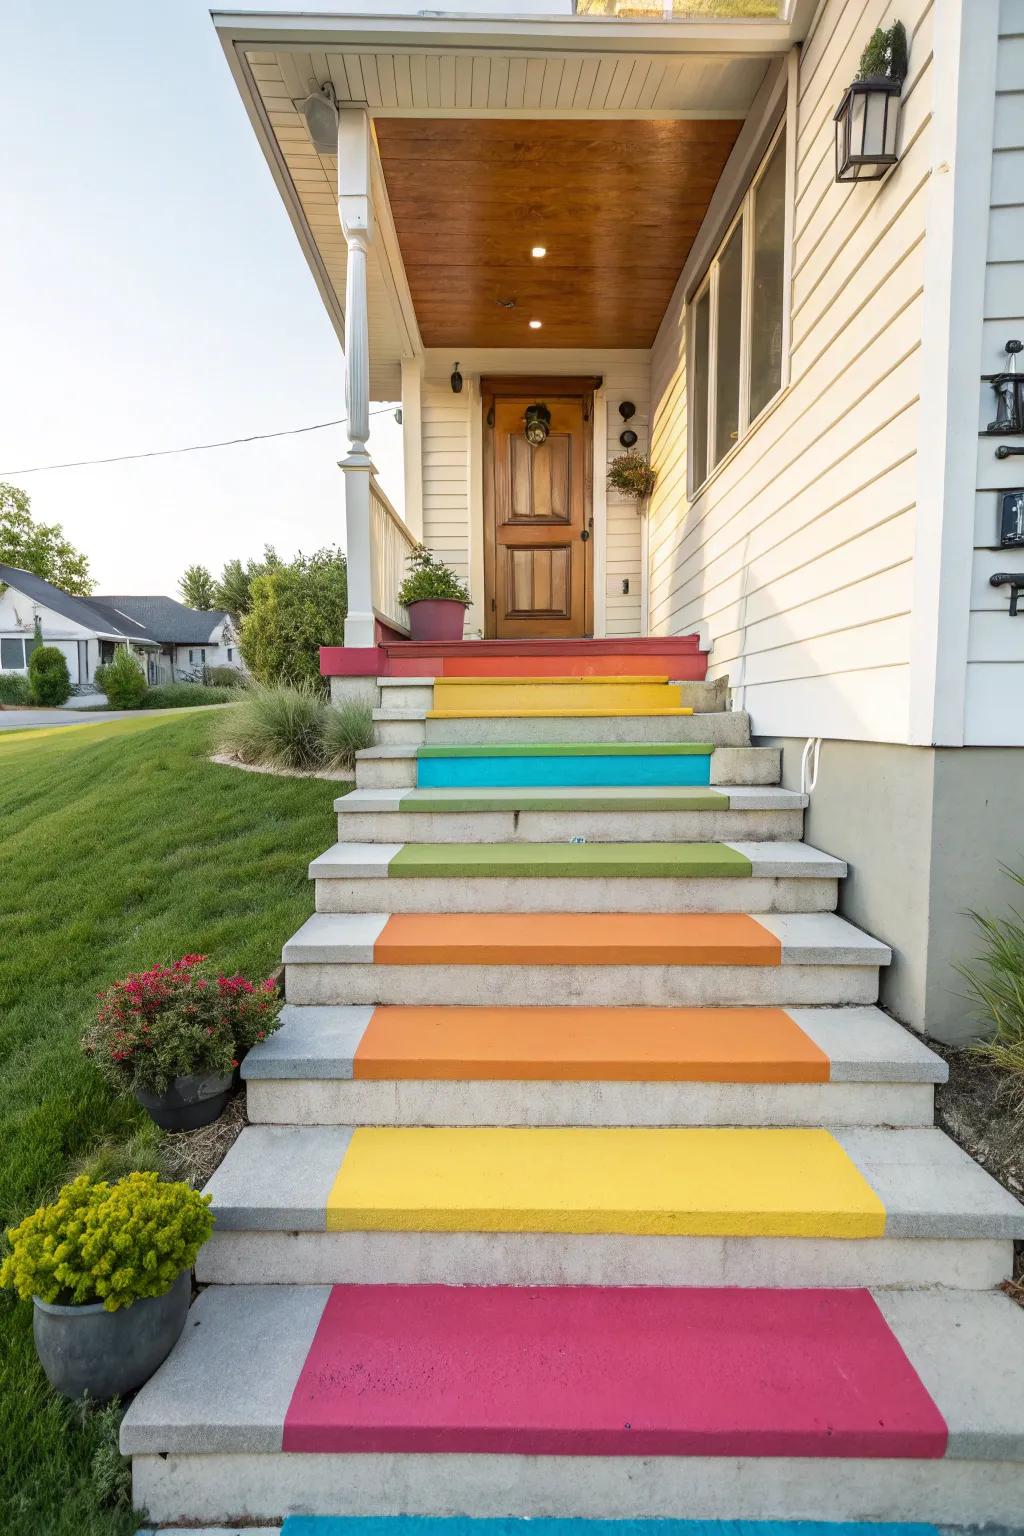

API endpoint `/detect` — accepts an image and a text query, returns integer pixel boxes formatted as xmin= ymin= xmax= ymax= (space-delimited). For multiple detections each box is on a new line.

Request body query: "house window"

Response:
xmin=689 ymin=121 xmax=788 ymax=492
xmin=227 ymin=647 xmax=233 ymax=662
xmin=1 ymin=638 xmax=28 ymax=670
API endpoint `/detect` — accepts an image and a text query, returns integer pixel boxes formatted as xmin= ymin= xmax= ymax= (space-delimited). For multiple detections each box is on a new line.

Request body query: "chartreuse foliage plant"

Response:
xmin=397 ymin=544 xmax=471 ymax=607
xmin=28 ymin=645 xmax=71 ymax=706
xmin=95 ymin=648 xmax=147 ymax=709
xmin=0 ymin=1173 xmax=213 ymax=1311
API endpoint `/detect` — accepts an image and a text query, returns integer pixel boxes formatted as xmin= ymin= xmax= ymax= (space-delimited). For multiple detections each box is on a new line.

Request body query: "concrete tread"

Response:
xmin=307 ymin=841 xmax=845 ymax=881
xmin=335 ymin=785 xmax=808 ymax=812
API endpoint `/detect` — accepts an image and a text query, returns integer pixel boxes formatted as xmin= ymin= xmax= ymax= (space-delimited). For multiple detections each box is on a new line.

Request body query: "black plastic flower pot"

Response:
xmin=135 ymin=1070 xmax=233 ymax=1131
xmin=33 ymin=1268 xmax=191 ymax=1401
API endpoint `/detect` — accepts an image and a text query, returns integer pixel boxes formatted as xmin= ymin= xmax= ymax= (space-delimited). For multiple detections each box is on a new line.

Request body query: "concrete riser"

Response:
xmin=421 ymin=714 xmax=754 ymax=747
xmin=195 ymin=1231 xmax=1012 ymax=1292
xmin=312 ymin=877 xmax=839 ymax=915
xmin=246 ymin=1077 xmax=935 ymax=1128
xmin=130 ymin=1451 xmax=1024 ymax=1527
xmin=354 ymin=746 xmax=782 ymax=790
xmin=285 ymin=963 xmax=881 ymax=1008
xmin=335 ymin=809 xmax=807 ymax=843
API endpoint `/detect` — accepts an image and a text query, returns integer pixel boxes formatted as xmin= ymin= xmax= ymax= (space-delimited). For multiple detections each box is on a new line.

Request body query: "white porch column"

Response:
xmin=338 ymin=109 xmax=377 ymax=649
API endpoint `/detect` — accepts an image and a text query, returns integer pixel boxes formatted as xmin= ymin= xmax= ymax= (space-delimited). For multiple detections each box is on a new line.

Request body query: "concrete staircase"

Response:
xmin=122 ymin=670 xmax=1024 ymax=1527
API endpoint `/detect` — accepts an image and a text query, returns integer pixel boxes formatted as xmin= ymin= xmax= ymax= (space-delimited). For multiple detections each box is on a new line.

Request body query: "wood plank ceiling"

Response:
xmin=375 ymin=117 xmax=743 ymax=349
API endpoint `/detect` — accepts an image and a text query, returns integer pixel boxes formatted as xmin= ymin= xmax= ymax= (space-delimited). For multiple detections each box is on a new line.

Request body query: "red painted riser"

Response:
xmin=283 ymin=1285 xmax=947 ymax=1459
xmin=321 ymin=636 xmax=707 ymax=681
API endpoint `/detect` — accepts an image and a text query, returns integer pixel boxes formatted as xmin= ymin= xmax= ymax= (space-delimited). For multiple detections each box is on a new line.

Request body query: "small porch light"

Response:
xmin=833 ymin=22 xmax=907 ymax=183
xmin=298 ymin=82 xmax=339 ymax=155
xmin=531 ymin=246 xmax=547 ymax=258
xmin=524 ymin=403 xmax=551 ymax=447
xmin=529 ymin=319 xmax=543 ymax=330
xmin=988 ymin=339 xmax=1024 ymax=434
xmin=450 ymin=363 xmax=463 ymax=395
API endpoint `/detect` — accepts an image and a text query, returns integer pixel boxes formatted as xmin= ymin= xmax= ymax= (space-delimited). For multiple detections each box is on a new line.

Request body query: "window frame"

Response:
xmin=687 ymin=114 xmax=792 ymax=497
xmin=1 ymin=637 xmax=28 ymax=671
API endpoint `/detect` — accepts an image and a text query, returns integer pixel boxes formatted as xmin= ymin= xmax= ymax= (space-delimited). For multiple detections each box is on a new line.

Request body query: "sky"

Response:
xmin=0 ymin=0 xmax=405 ymax=596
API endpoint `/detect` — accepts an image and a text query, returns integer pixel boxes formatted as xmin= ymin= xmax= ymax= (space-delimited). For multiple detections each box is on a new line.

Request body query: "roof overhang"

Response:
xmin=213 ymin=4 xmax=817 ymax=392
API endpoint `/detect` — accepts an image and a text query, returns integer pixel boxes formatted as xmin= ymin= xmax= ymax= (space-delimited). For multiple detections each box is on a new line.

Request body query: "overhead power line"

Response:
xmin=0 ymin=406 xmax=398 ymax=477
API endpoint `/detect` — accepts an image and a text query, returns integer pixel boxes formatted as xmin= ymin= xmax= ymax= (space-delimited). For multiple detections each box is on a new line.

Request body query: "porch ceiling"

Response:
xmin=375 ymin=117 xmax=743 ymax=350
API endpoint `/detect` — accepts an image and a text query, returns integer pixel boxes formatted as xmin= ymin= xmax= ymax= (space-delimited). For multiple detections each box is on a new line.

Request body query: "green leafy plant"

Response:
xmin=323 ymin=699 xmax=375 ymax=771
xmin=240 ymin=546 xmax=347 ymax=689
xmin=203 ymin=665 xmax=248 ymax=689
xmin=88 ymin=1401 xmax=133 ymax=1511
xmin=217 ymin=681 xmax=331 ymax=770
xmin=0 ymin=672 xmax=30 ymax=704
xmin=397 ymin=544 xmax=471 ymax=607
xmin=608 ymin=452 xmax=657 ymax=501
xmin=179 ymin=564 xmax=217 ymax=611
xmin=0 ymin=1172 xmax=213 ymax=1311
xmin=27 ymin=645 xmax=71 ymax=706
xmin=857 ymin=21 xmax=908 ymax=81
xmin=82 ymin=954 xmax=282 ymax=1096
xmin=96 ymin=648 xmax=147 ymax=709
xmin=959 ymin=867 xmax=1024 ymax=1108
xmin=143 ymin=682 xmax=238 ymax=709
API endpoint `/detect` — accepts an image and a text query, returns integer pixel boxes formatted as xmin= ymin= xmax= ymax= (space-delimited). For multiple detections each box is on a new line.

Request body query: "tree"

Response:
xmin=213 ymin=546 xmax=283 ymax=621
xmin=0 ymin=483 xmax=93 ymax=595
xmin=28 ymin=645 xmax=72 ymax=706
xmin=240 ymin=547 xmax=347 ymax=688
xmin=179 ymin=564 xmax=216 ymax=611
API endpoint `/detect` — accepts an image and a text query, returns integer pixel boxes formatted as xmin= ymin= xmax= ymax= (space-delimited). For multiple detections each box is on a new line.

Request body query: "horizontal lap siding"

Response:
xmin=647 ymin=0 xmax=933 ymax=743
xmin=602 ymin=359 xmax=648 ymax=637
xmin=422 ymin=385 xmax=471 ymax=591
xmin=966 ymin=0 xmax=1024 ymax=744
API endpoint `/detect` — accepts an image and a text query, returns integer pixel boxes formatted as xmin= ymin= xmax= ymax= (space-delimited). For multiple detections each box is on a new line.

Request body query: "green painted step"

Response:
xmin=404 ymin=788 xmax=729 ymax=813
xmin=416 ymin=743 xmax=716 ymax=758
xmin=387 ymin=842 xmax=753 ymax=878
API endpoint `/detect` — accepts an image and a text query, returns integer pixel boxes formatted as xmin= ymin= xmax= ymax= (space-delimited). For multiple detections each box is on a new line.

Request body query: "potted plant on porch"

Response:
xmin=83 ymin=954 xmax=283 ymax=1130
xmin=0 ymin=1172 xmax=212 ymax=1400
xmin=397 ymin=543 xmax=471 ymax=641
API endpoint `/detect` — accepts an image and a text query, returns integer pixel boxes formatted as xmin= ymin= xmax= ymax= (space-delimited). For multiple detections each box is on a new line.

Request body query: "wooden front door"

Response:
xmin=483 ymin=379 xmax=594 ymax=638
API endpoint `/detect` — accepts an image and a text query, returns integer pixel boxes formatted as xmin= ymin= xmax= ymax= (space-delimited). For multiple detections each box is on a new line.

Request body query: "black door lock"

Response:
xmin=990 ymin=571 xmax=1024 ymax=615
xmin=580 ymin=529 xmax=590 ymax=541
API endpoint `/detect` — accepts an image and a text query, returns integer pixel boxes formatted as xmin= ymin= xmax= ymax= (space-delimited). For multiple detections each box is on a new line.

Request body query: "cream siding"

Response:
xmin=647 ymin=0 xmax=934 ymax=743
xmin=965 ymin=0 xmax=1024 ymax=745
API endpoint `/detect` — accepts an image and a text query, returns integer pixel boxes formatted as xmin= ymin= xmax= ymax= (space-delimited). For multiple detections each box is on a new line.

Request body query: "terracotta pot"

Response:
xmin=33 ymin=1269 xmax=191 ymax=1401
xmin=407 ymin=600 xmax=466 ymax=642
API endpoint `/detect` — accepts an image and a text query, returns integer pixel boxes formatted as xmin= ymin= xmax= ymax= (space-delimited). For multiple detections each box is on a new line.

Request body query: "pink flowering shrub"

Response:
xmin=83 ymin=955 xmax=282 ymax=1096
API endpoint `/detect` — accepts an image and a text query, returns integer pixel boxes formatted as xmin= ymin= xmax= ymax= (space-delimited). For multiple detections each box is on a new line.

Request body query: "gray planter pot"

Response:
xmin=135 ymin=1069 xmax=233 ymax=1130
xmin=33 ymin=1268 xmax=191 ymax=1401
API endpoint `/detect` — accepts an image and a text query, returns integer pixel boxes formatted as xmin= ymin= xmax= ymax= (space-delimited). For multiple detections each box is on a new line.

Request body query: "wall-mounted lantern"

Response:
xmin=524 ymin=403 xmax=551 ymax=447
xmin=999 ymin=490 xmax=1024 ymax=548
xmin=450 ymin=363 xmax=463 ymax=395
xmin=990 ymin=571 xmax=1024 ymax=616
xmin=834 ymin=22 xmax=907 ymax=183
xmin=987 ymin=340 xmax=1024 ymax=434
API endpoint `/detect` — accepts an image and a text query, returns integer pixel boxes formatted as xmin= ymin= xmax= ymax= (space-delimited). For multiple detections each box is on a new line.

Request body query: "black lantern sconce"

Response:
xmin=450 ymin=362 xmax=463 ymax=395
xmin=999 ymin=489 xmax=1024 ymax=548
xmin=987 ymin=340 xmax=1024 ymax=435
xmin=833 ymin=22 xmax=907 ymax=183
xmin=990 ymin=571 xmax=1024 ymax=616
xmin=523 ymin=403 xmax=551 ymax=447
xmin=619 ymin=400 xmax=638 ymax=448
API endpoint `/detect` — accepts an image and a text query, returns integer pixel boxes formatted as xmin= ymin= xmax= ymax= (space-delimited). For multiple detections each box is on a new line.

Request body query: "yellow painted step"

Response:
xmin=326 ymin=1126 xmax=886 ymax=1238
xmin=432 ymin=677 xmax=685 ymax=714
xmin=427 ymin=708 xmax=694 ymax=718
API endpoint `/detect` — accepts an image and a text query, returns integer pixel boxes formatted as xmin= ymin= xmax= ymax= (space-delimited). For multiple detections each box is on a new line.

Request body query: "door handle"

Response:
xmin=580 ymin=529 xmax=590 ymax=541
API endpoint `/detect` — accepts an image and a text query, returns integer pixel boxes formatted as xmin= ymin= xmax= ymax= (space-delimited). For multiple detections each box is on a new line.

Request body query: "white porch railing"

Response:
xmin=369 ymin=475 xmax=415 ymax=635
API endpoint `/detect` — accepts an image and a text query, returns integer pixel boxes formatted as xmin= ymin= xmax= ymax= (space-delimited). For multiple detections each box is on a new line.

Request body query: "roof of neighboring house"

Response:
xmin=0 ymin=563 xmax=152 ymax=642
xmin=93 ymin=595 xmax=229 ymax=646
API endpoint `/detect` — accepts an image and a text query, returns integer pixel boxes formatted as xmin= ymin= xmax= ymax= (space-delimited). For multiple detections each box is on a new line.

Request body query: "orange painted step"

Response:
xmin=352 ymin=1005 xmax=829 ymax=1082
xmin=373 ymin=913 xmax=781 ymax=967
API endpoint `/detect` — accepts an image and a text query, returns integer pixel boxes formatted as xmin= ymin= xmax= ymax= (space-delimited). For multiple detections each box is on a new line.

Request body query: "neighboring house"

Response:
xmin=0 ymin=565 xmax=243 ymax=687
xmin=215 ymin=0 xmax=1021 ymax=1044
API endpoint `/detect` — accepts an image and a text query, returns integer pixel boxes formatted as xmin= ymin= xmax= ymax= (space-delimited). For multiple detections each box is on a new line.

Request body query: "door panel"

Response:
xmin=485 ymin=388 xmax=592 ymax=638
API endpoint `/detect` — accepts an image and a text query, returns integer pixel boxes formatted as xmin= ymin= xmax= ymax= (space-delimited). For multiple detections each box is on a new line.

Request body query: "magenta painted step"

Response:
xmin=321 ymin=635 xmax=707 ymax=680
xmin=282 ymin=1286 xmax=947 ymax=1459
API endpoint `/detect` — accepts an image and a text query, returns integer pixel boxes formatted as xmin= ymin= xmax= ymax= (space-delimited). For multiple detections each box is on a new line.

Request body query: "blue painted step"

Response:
xmin=282 ymin=1520 xmax=941 ymax=1536
xmin=416 ymin=743 xmax=714 ymax=789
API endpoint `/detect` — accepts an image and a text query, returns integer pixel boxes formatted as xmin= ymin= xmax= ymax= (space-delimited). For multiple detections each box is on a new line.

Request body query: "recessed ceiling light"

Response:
xmin=531 ymin=246 xmax=547 ymax=258
xmin=529 ymin=319 xmax=542 ymax=329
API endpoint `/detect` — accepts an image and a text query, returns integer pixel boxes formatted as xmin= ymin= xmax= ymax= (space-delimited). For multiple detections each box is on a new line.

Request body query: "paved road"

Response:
xmin=0 ymin=707 xmax=152 ymax=731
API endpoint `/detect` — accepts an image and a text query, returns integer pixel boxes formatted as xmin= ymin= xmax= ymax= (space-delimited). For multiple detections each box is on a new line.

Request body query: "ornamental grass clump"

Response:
xmin=217 ymin=681 xmax=330 ymax=770
xmin=0 ymin=1173 xmax=213 ymax=1311
xmin=83 ymin=954 xmax=282 ymax=1097
xmin=959 ymin=866 xmax=1024 ymax=1114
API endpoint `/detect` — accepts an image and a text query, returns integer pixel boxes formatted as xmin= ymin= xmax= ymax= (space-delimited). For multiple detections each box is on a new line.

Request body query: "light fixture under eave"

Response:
xmin=298 ymin=82 xmax=339 ymax=155
xmin=833 ymin=20 xmax=908 ymax=183
xmin=531 ymin=246 xmax=547 ymax=258
xmin=529 ymin=320 xmax=543 ymax=330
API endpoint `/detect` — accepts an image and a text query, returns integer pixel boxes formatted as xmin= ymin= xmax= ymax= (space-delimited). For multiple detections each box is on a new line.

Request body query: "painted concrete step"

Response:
xmin=423 ymin=712 xmax=753 ymax=747
xmin=378 ymin=678 xmax=728 ymax=715
xmin=277 ymin=1522 xmax=946 ymax=1536
xmin=323 ymin=633 xmax=707 ymax=681
xmin=308 ymin=841 xmax=843 ymax=915
xmin=123 ymin=1284 xmax=1024 ymax=1525
xmin=431 ymin=677 xmax=693 ymax=715
xmin=416 ymin=742 xmax=719 ymax=788
xmin=355 ymin=744 xmax=781 ymax=790
xmin=282 ymin=911 xmax=890 ymax=1007
xmin=334 ymin=784 xmax=806 ymax=843
xmin=242 ymin=1003 xmax=944 ymax=1129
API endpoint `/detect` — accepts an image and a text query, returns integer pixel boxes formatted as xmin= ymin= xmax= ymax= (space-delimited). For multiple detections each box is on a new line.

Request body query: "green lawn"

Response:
xmin=0 ymin=710 xmax=339 ymax=1535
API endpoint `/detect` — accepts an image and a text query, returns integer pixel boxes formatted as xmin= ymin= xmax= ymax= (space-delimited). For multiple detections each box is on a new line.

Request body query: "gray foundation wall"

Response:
xmin=758 ymin=737 xmax=1024 ymax=1046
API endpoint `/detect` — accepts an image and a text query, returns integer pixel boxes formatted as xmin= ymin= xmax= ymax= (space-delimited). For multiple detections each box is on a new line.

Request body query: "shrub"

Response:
xmin=323 ymin=699 xmax=375 ymax=771
xmin=217 ymin=682 xmax=330 ymax=770
xmin=0 ymin=1172 xmax=213 ymax=1311
xmin=143 ymin=683 xmax=237 ymax=709
xmin=240 ymin=547 xmax=347 ymax=688
xmin=607 ymin=452 xmax=657 ymax=501
xmin=398 ymin=544 xmax=471 ymax=607
xmin=82 ymin=954 xmax=282 ymax=1097
xmin=960 ymin=867 xmax=1024 ymax=1105
xmin=96 ymin=648 xmax=147 ymax=708
xmin=0 ymin=672 xmax=30 ymax=704
xmin=27 ymin=644 xmax=71 ymax=705
xmin=204 ymin=665 xmax=248 ymax=688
